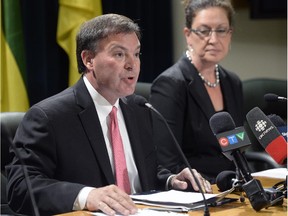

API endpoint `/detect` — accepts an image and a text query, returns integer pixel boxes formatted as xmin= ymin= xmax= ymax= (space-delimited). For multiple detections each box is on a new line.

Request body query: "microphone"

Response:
xmin=246 ymin=107 xmax=287 ymax=165
xmin=209 ymin=111 xmax=271 ymax=211
xmin=216 ymin=170 xmax=285 ymax=206
xmin=267 ymin=114 xmax=287 ymax=141
xmin=216 ymin=170 xmax=241 ymax=192
xmin=209 ymin=112 xmax=252 ymax=181
xmin=264 ymin=93 xmax=287 ymax=102
xmin=133 ymin=95 xmax=210 ymax=216
xmin=216 ymin=170 xmax=245 ymax=202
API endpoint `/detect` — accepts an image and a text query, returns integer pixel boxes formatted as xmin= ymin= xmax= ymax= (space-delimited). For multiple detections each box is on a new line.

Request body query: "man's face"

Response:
xmin=86 ymin=32 xmax=141 ymax=104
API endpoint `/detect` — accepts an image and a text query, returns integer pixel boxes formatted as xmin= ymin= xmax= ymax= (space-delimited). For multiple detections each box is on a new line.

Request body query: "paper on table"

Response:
xmin=251 ymin=168 xmax=288 ymax=179
xmin=91 ymin=208 xmax=187 ymax=215
xmin=130 ymin=189 xmax=232 ymax=211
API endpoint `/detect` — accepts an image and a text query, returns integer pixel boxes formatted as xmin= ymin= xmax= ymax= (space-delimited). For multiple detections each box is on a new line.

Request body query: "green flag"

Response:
xmin=1 ymin=0 xmax=29 ymax=111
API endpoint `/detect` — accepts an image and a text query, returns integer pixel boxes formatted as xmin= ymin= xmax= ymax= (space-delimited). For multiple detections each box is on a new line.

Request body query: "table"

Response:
xmin=56 ymin=177 xmax=287 ymax=216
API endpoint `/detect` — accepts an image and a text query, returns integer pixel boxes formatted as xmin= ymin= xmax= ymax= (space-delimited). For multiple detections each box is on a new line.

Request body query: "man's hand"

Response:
xmin=86 ymin=185 xmax=138 ymax=216
xmin=171 ymin=168 xmax=212 ymax=193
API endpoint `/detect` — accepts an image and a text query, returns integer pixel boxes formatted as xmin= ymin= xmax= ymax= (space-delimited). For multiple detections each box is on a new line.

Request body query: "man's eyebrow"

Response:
xmin=109 ymin=44 xmax=141 ymax=51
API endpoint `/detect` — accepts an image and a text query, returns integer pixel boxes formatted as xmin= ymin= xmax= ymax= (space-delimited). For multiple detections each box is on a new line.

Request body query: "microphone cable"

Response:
xmin=9 ymin=135 xmax=40 ymax=216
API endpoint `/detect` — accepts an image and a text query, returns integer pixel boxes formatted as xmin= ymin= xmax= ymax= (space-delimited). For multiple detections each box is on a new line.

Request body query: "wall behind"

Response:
xmin=172 ymin=1 xmax=287 ymax=81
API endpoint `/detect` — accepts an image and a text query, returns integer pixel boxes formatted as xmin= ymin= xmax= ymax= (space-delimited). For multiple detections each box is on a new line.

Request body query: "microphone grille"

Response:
xmin=209 ymin=112 xmax=236 ymax=135
xmin=216 ymin=170 xmax=236 ymax=192
xmin=267 ymin=114 xmax=286 ymax=127
xmin=246 ymin=107 xmax=281 ymax=147
xmin=264 ymin=93 xmax=279 ymax=102
xmin=133 ymin=94 xmax=148 ymax=107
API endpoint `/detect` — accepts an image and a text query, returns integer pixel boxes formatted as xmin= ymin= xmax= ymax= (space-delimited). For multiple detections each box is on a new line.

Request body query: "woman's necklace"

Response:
xmin=186 ymin=50 xmax=220 ymax=88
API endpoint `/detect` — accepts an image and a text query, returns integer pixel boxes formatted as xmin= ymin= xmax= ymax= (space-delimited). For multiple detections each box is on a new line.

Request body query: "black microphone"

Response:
xmin=216 ymin=170 xmax=285 ymax=206
xmin=209 ymin=112 xmax=252 ymax=181
xmin=209 ymin=111 xmax=271 ymax=211
xmin=216 ymin=170 xmax=239 ymax=192
xmin=134 ymin=95 xmax=210 ymax=216
xmin=267 ymin=114 xmax=287 ymax=141
xmin=264 ymin=93 xmax=287 ymax=102
xmin=246 ymin=107 xmax=287 ymax=165
xmin=216 ymin=170 xmax=245 ymax=202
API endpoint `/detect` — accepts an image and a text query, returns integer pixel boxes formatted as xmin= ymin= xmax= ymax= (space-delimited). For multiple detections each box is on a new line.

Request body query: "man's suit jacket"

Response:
xmin=150 ymin=55 xmax=244 ymax=183
xmin=6 ymin=77 xmax=166 ymax=215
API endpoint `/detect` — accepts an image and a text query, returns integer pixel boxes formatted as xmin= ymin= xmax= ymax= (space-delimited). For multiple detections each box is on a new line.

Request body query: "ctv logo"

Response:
xmin=218 ymin=132 xmax=245 ymax=147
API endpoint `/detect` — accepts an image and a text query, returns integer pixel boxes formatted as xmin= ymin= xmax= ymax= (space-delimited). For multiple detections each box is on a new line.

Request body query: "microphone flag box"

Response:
xmin=216 ymin=126 xmax=251 ymax=152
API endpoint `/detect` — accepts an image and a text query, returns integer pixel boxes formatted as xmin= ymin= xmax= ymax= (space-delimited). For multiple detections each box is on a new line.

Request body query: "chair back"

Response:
xmin=242 ymin=78 xmax=287 ymax=171
xmin=1 ymin=112 xmax=25 ymax=215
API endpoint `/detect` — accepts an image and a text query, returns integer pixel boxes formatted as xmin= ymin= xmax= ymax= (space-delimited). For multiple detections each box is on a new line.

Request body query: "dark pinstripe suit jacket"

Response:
xmin=6 ymin=77 xmax=169 ymax=215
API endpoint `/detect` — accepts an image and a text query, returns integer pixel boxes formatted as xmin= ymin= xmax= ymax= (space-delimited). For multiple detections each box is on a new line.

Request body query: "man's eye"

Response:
xmin=115 ymin=52 xmax=124 ymax=57
xmin=135 ymin=52 xmax=141 ymax=58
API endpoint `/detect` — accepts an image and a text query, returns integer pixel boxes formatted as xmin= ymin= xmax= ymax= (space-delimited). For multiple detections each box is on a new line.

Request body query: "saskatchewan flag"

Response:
xmin=57 ymin=0 xmax=102 ymax=86
xmin=1 ymin=0 xmax=29 ymax=112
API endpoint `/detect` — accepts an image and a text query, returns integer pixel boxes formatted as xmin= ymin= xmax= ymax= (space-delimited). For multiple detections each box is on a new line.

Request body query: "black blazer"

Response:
xmin=150 ymin=54 xmax=244 ymax=183
xmin=6 ymin=77 xmax=168 ymax=215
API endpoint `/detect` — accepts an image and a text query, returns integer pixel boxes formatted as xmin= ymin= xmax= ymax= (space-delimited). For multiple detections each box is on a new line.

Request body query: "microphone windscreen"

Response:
xmin=246 ymin=107 xmax=281 ymax=147
xmin=133 ymin=94 xmax=148 ymax=107
xmin=267 ymin=114 xmax=287 ymax=141
xmin=216 ymin=170 xmax=236 ymax=192
xmin=267 ymin=114 xmax=286 ymax=127
xmin=246 ymin=107 xmax=287 ymax=164
xmin=209 ymin=111 xmax=236 ymax=135
xmin=264 ymin=93 xmax=279 ymax=102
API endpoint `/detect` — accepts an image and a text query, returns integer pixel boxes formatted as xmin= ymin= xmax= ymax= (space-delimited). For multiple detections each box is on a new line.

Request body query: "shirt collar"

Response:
xmin=83 ymin=75 xmax=120 ymax=108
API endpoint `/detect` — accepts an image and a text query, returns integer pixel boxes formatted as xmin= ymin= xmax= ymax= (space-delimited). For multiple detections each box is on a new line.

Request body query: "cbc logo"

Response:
xmin=255 ymin=120 xmax=267 ymax=132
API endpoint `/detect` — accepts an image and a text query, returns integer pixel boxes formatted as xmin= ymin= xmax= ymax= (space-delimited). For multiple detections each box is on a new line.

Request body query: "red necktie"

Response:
xmin=109 ymin=106 xmax=131 ymax=194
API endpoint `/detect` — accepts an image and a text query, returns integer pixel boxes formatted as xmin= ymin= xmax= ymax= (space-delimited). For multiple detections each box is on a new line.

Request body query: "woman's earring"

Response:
xmin=188 ymin=45 xmax=193 ymax=53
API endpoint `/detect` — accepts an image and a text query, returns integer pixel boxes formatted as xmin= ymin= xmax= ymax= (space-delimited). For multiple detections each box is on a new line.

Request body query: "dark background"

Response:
xmin=17 ymin=0 xmax=173 ymax=106
xmin=250 ymin=0 xmax=287 ymax=19
xmin=7 ymin=0 xmax=287 ymax=107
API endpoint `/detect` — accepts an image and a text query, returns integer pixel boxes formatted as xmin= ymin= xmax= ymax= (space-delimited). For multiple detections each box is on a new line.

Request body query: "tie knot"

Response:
xmin=110 ymin=106 xmax=117 ymax=118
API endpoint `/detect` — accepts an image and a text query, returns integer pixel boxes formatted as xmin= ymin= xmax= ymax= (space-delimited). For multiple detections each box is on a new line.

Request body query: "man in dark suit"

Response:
xmin=6 ymin=14 xmax=211 ymax=216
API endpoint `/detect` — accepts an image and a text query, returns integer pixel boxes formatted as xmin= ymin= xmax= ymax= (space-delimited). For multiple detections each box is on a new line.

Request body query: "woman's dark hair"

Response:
xmin=76 ymin=13 xmax=141 ymax=73
xmin=182 ymin=0 xmax=235 ymax=29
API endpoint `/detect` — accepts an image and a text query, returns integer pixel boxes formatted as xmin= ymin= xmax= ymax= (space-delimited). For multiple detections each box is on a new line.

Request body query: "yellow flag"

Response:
xmin=57 ymin=0 xmax=102 ymax=86
xmin=1 ymin=0 xmax=29 ymax=112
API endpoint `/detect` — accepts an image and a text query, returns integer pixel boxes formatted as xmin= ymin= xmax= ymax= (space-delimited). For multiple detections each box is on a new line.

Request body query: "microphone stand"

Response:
xmin=231 ymin=150 xmax=271 ymax=211
xmin=145 ymin=103 xmax=210 ymax=216
xmin=233 ymin=168 xmax=246 ymax=202
xmin=10 ymin=141 xmax=40 ymax=216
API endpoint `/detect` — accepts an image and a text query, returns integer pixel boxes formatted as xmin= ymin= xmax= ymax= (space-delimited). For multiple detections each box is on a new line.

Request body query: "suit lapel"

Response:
xmin=219 ymin=69 xmax=235 ymax=113
xmin=181 ymin=57 xmax=215 ymax=120
xmin=74 ymin=79 xmax=153 ymax=189
xmin=74 ymin=78 xmax=114 ymax=185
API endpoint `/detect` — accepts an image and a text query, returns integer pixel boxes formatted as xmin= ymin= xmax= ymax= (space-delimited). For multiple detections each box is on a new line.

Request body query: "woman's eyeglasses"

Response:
xmin=190 ymin=28 xmax=232 ymax=38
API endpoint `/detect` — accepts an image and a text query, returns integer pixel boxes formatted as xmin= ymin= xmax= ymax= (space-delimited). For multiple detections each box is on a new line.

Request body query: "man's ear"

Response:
xmin=81 ymin=50 xmax=94 ymax=70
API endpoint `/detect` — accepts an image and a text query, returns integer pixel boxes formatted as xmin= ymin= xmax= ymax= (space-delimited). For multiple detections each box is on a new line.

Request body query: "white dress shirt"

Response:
xmin=73 ymin=76 xmax=141 ymax=210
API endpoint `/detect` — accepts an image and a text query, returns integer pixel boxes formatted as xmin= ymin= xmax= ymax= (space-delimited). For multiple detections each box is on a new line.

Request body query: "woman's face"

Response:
xmin=184 ymin=7 xmax=232 ymax=65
